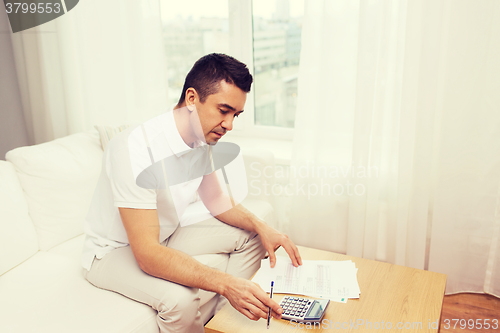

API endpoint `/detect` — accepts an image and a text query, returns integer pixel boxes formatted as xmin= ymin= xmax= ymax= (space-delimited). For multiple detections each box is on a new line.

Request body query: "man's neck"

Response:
xmin=173 ymin=105 xmax=198 ymax=148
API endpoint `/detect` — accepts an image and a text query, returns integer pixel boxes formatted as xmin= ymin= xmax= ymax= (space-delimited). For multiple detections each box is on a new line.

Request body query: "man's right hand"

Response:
xmin=221 ymin=276 xmax=283 ymax=321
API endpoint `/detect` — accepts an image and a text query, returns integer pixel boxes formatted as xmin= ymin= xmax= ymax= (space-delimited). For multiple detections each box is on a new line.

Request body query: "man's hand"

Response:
xmin=256 ymin=223 xmax=302 ymax=268
xmin=221 ymin=276 xmax=283 ymax=321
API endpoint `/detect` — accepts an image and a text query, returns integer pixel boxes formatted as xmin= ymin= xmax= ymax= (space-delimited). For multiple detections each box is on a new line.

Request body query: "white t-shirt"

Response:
xmin=82 ymin=111 xmax=209 ymax=271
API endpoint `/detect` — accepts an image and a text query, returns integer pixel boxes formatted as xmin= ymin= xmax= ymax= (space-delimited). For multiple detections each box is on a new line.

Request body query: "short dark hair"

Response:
xmin=178 ymin=53 xmax=253 ymax=104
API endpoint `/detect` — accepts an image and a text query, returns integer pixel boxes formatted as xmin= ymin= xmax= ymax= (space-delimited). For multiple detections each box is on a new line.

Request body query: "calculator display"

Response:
xmin=306 ymin=301 xmax=322 ymax=318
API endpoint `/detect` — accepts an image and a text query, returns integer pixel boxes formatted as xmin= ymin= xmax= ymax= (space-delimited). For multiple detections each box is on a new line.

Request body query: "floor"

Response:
xmin=440 ymin=293 xmax=500 ymax=333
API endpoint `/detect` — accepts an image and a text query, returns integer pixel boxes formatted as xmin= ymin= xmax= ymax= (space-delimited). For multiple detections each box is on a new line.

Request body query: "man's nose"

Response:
xmin=222 ymin=115 xmax=234 ymax=131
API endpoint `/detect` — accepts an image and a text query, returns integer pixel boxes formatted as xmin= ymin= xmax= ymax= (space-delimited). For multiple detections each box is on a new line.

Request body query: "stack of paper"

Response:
xmin=252 ymin=258 xmax=360 ymax=303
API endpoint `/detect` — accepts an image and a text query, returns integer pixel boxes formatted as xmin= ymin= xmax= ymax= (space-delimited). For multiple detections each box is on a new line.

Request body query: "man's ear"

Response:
xmin=185 ymin=87 xmax=198 ymax=111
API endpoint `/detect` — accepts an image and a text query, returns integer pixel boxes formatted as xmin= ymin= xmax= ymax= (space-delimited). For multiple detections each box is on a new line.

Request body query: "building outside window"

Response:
xmin=253 ymin=0 xmax=303 ymax=128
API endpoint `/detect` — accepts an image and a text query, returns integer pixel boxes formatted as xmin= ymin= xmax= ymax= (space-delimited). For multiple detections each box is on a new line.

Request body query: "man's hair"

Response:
xmin=178 ymin=53 xmax=253 ymax=104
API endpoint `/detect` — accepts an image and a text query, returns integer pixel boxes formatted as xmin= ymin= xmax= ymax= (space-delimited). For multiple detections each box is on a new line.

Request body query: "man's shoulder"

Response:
xmin=105 ymin=113 xmax=170 ymax=180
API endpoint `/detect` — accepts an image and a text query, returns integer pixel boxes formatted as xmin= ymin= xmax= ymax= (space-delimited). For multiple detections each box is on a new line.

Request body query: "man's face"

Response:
xmin=193 ymin=80 xmax=247 ymax=144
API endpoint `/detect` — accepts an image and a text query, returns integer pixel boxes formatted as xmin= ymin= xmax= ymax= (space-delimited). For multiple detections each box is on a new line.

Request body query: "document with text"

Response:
xmin=252 ymin=257 xmax=360 ymax=303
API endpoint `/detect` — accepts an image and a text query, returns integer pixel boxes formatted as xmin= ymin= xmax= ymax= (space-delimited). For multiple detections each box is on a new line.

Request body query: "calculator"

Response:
xmin=279 ymin=296 xmax=330 ymax=323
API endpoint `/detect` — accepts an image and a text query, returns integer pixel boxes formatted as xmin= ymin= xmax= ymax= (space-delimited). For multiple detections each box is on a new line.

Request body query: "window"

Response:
xmin=253 ymin=0 xmax=303 ymax=128
xmin=160 ymin=0 xmax=303 ymax=138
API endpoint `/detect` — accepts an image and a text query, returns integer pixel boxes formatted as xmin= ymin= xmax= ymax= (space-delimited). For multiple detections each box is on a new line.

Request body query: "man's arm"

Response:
xmin=197 ymin=171 xmax=303 ymax=268
xmin=119 ymin=207 xmax=283 ymax=321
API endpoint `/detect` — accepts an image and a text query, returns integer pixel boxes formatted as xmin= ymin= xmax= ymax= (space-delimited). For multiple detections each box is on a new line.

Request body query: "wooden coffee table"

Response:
xmin=205 ymin=245 xmax=446 ymax=332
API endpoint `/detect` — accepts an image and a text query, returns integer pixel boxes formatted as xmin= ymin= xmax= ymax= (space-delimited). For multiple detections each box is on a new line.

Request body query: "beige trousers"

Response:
xmin=83 ymin=218 xmax=266 ymax=333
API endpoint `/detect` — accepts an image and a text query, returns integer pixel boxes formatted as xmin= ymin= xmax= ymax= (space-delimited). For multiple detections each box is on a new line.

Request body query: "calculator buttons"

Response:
xmin=280 ymin=296 xmax=312 ymax=320
xmin=279 ymin=296 xmax=330 ymax=323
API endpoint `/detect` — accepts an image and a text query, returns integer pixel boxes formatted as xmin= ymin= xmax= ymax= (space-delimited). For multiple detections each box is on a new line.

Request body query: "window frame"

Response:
xmin=227 ymin=0 xmax=295 ymax=141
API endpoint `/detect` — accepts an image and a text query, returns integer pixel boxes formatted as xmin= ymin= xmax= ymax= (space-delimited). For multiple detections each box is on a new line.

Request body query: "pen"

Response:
xmin=267 ymin=281 xmax=274 ymax=329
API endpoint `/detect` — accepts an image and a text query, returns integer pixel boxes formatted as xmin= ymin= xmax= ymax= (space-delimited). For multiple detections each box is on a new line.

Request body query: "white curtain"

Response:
xmin=288 ymin=0 xmax=500 ymax=296
xmin=10 ymin=0 xmax=168 ymax=144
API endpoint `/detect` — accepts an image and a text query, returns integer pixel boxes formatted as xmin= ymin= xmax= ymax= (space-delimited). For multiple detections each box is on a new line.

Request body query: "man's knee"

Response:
xmin=157 ymin=286 xmax=200 ymax=324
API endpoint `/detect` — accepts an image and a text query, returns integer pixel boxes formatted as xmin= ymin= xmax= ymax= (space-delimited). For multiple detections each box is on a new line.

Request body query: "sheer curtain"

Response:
xmin=10 ymin=0 xmax=168 ymax=144
xmin=288 ymin=0 xmax=500 ymax=296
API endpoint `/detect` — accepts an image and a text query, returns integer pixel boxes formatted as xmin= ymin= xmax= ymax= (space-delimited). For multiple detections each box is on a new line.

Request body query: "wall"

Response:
xmin=0 ymin=9 xmax=30 ymax=160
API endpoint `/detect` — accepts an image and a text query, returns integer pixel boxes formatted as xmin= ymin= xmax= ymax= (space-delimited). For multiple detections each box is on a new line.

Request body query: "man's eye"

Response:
xmin=220 ymin=109 xmax=228 ymax=114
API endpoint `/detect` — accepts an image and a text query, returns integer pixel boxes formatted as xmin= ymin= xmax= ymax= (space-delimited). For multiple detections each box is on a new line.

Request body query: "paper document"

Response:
xmin=252 ymin=257 xmax=360 ymax=302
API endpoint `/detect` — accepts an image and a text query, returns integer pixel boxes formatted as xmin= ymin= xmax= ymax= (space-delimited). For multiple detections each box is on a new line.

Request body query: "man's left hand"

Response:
xmin=256 ymin=224 xmax=302 ymax=268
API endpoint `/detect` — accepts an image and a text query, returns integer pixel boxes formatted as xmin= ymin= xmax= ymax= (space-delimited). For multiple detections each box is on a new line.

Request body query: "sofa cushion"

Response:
xmin=0 ymin=161 xmax=38 ymax=276
xmin=94 ymin=124 xmax=132 ymax=150
xmin=5 ymin=131 xmax=103 ymax=250
xmin=0 ymin=251 xmax=159 ymax=333
xmin=47 ymin=234 xmax=86 ymax=263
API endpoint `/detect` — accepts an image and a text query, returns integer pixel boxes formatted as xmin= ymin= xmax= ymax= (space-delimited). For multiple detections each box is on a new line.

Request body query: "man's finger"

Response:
xmin=261 ymin=295 xmax=282 ymax=316
xmin=292 ymin=242 xmax=302 ymax=265
xmin=283 ymin=243 xmax=299 ymax=267
xmin=268 ymin=250 xmax=277 ymax=268
xmin=240 ymin=308 xmax=259 ymax=321
xmin=271 ymin=308 xmax=282 ymax=319
xmin=246 ymin=302 xmax=268 ymax=319
xmin=248 ymin=293 xmax=270 ymax=315
xmin=253 ymin=286 xmax=283 ymax=316
xmin=249 ymin=284 xmax=278 ymax=314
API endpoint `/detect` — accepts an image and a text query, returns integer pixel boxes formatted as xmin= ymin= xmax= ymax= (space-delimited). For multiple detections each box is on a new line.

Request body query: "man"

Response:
xmin=82 ymin=53 xmax=302 ymax=333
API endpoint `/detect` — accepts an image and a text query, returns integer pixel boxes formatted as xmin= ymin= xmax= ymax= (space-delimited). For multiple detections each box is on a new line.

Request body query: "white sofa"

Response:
xmin=0 ymin=129 xmax=275 ymax=333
